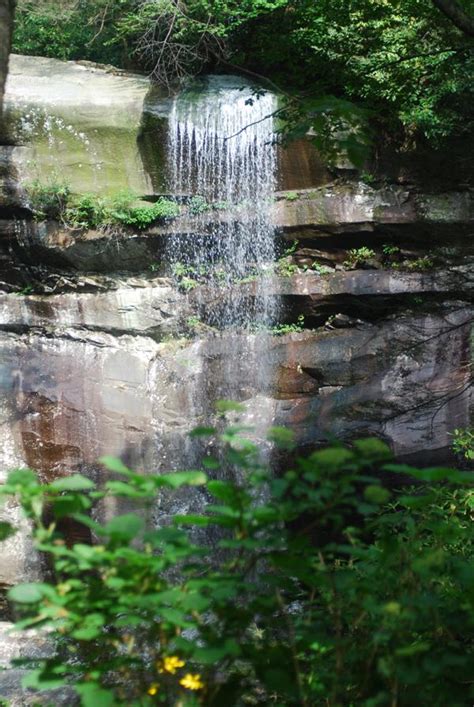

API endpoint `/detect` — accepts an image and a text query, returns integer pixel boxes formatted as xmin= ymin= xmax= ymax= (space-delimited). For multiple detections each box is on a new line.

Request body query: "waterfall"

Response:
xmin=166 ymin=75 xmax=278 ymax=329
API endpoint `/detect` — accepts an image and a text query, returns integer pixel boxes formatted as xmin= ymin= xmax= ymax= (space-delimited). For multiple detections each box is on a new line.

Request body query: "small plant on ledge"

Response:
xmin=26 ymin=181 xmax=180 ymax=230
xmin=284 ymin=191 xmax=299 ymax=201
xmin=391 ymin=255 xmax=435 ymax=271
xmin=343 ymin=246 xmax=376 ymax=269
xmin=276 ymin=257 xmax=299 ymax=278
xmin=26 ymin=177 xmax=71 ymax=221
xmin=312 ymin=261 xmax=333 ymax=275
xmin=451 ymin=428 xmax=474 ymax=461
xmin=270 ymin=313 xmax=305 ymax=335
xmin=188 ymin=195 xmax=209 ymax=215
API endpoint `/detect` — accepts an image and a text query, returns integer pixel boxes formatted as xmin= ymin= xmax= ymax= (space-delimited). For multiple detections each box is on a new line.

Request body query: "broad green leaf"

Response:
xmin=22 ymin=669 xmax=65 ymax=691
xmin=75 ymin=683 xmax=116 ymax=707
xmin=189 ymin=426 xmax=216 ymax=437
xmin=8 ymin=583 xmax=46 ymax=604
xmin=0 ymin=521 xmax=15 ymax=540
xmin=364 ymin=485 xmax=391 ymax=505
xmin=354 ymin=438 xmax=392 ymax=461
xmin=158 ymin=471 xmax=207 ymax=488
xmin=99 ymin=456 xmax=132 ymax=475
xmin=267 ymin=426 xmax=295 ymax=449
xmin=6 ymin=468 xmax=38 ymax=487
xmin=207 ymin=480 xmax=240 ymax=504
xmin=104 ymin=514 xmax=144 ymax=541
xmin=52 ymin=495 xmax=91 ymax=518
xmin=50 ymin=474 xmax=95 ymax=491
xmin=173 ymin=514 xmax=211 ymax=526
xmin=215 ymin=400 xmax=245 ymax=413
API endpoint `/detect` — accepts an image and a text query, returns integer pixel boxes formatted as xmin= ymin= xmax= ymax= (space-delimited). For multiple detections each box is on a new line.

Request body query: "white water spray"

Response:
xmin=166 ymin=76 xmax=279 ymax=328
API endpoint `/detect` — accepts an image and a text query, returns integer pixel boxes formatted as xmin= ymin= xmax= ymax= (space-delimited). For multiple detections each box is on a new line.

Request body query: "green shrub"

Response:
xmin=311 ymin=261 xmax=332 ymax=275
xmin=112 ymin=199 xmax=180 ymax=229
xmin=2 ymin=428 xmax=474 ymax=706
xmin=405 ymin=256 xmax=435 ymax=271
xmin=382 ymin=243 xmax=401 ymax=257
xmin=270 ymin=313 xmax=305 ymax=335
xmin=28 ymin=182 xmax=180 ymax=230
xmin=188 ymin=196 xmax=209 ymax=215
xmin=66 ymin=194 xmax=109 ymax=229
xmin=13 ymin=0 xmax=136 ymax=66
xmin=451 ymin=428 xmax=474 ymax=461
xmin=343 ymin=246 xmax=376 ymax=268
xmin=276 ymin=257 xmax=299 ymax=277
xmin=26 ymin=178 xmax=71 ymax=221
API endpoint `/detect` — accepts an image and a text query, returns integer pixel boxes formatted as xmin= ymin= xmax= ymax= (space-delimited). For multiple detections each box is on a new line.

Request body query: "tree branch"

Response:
xmin=431 ymin=0 xmax=474 ymax=38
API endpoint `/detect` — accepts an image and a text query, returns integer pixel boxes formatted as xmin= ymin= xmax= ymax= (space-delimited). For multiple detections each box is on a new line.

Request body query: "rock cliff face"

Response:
xmin=0 ymin=0 xmax=14 ymax=121
xmin=0 ymin=54 xmax=472 ymax=602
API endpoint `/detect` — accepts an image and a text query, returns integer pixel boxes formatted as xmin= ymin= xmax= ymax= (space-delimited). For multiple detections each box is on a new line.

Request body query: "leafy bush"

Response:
xmin=343 ymin=246 xmax=376 ymax=269
xmin=13 ymin=0 xmax=137 ymax=66
xmin=391 ymin=255 xmax=435 ymax=272
xmin=311 ymin=262 xmax=332 ymax=275
xmin=382 ymin=243 xmax=401 ymax=257
xmin=405 ymin=256 xmax=435 ymax=271
xmin=26 ymin=183 xmax=180 ymax=230
xmin=270 ymin=313 xmax=305 ymax=335
xmin=276 ymin=257 xmax=299 ymax=277
xmin=451 ymin=428 xmax=474 ymax=461
xmin=26 ymin=178 xmax=71 ymax=221
xmin=188 ymin=196 xmax=209 ymax=216
xmin=112 ymin=199 xmax=180 ymax=229
xmin=66 ymin=194 xmax=110 ymax=229
xmin=3 ymin=426 xmax=474 ymax=706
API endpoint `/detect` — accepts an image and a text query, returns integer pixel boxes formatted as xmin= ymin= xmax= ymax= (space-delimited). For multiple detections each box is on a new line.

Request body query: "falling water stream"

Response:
xmin=155 ymin=75 xmax=281 ymax=489
xmin=166 ymin=75 xmax=279 ymax=328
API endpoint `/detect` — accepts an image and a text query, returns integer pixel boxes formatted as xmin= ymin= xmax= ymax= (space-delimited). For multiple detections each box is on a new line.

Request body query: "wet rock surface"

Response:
xmin=4 ymin=54 xmax=153 ymax=197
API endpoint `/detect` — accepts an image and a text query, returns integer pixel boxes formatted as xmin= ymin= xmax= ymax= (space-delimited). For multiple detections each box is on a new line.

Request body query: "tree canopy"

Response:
xmin=12 ymin=0 xmax=474 ymax=145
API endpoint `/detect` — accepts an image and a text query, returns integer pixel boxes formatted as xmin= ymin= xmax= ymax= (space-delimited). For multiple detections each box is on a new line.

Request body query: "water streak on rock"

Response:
xmin=166 ymin=75 xmax=278 ymax=328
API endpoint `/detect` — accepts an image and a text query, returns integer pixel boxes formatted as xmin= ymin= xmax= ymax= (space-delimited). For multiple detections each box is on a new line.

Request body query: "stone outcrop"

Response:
xmin=0 ymin=0 xmax=14 ymax=121
xmin=4 ymin=54 xmax=153 ymax=197
xmin=0 ymin=183 xmax=471 ymax=275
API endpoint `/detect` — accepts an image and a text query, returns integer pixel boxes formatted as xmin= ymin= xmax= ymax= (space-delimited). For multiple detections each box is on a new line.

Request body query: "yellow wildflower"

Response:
xmin=158 ymin=655 xmax=185 ymax=674
xmin=180 ymin=673 xmax=204 ymax=691
xmin=147 ymin=683 xmax=159 ymax=696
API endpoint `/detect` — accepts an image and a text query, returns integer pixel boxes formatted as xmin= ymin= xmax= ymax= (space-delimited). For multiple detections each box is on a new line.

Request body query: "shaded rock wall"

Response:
xmin=0 ymin=0 xmax=14 ymax=121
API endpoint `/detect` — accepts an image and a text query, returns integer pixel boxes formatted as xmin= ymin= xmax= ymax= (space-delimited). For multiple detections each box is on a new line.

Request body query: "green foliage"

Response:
xmin=382 ymin=243 xmax=401 ymax=257
xmin=360 ymin=170 xmax=377 ymax=185
xmin=13 ymin=0 xmax=137 ymax=66
xmin=2 ymin=428 xmax=474 ymax=705
xmin=26 ymin=177 xmax=71 ymax=221
xmin=269 ymin=313 xmax=305 ymax=335
xmin=188 ymin=196 xmax=210 ymax=215
xmin=26 ymin=182 xmax=180 ymax=230
xmin=113 ymin=199 xmax=180 ymax=228
xmin=405 ymin=255 xmax=435 ymax=271
xmin=451 ymin=427 xmax=474 ymax=460
xmin=66 ymin=194 xmax=109 ymax=229
xmin=392 ymin=255 xmax=435 ymax=271
xmin=284 ymin=191 xmax=299 ymax=201
xmin=14 ymin=1 xmax=474 ymax=149
xmin=343 ymin=246 xmax=376 ymax=268
xmin=276 ymin=257 xmax=299 ymax=277
xmin=171 ymin=262 xmax=201 ymax=291
xmin=311 ymin=261 xmax=332 ymax=275
xmin=283 ymin=239 xmax=299 ymax=256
